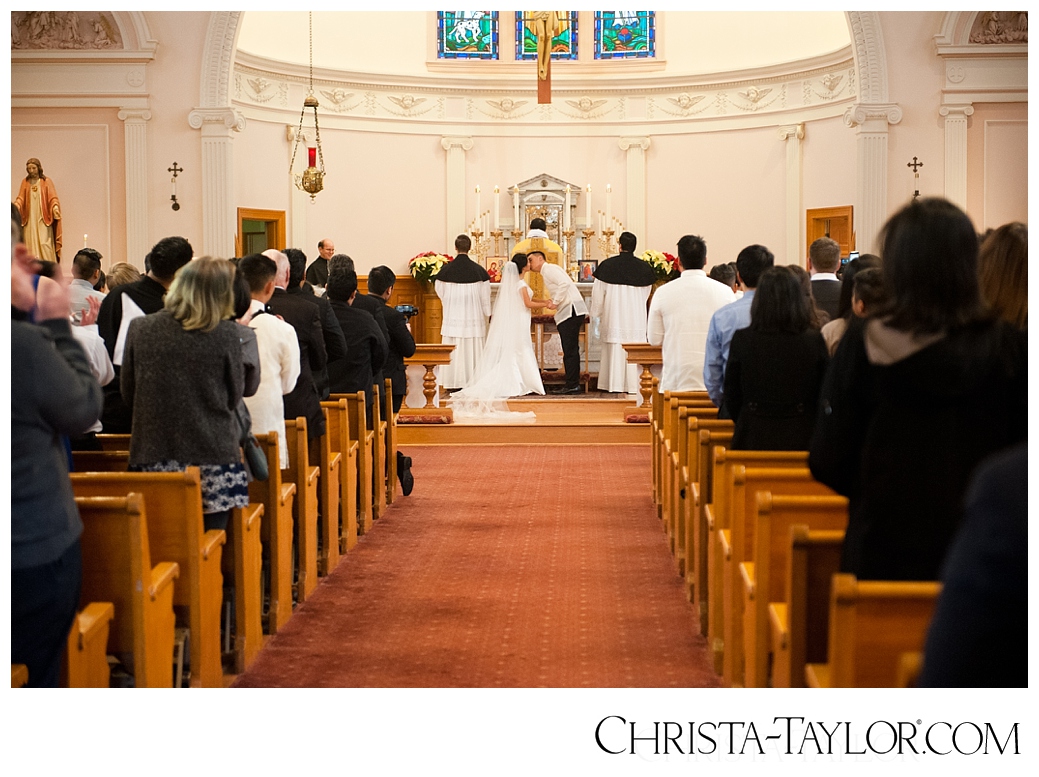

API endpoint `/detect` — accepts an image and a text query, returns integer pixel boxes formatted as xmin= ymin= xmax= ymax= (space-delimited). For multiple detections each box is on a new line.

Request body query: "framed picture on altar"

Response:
xmin=483 ymin=256 xmax=506 ymax=283
xmin=577 ymin=259 xmax=597 ymax=282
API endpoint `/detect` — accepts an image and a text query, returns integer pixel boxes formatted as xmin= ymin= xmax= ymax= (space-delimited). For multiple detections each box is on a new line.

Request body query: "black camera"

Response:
xmin=395 ymin=304 xmax=419 ymax=319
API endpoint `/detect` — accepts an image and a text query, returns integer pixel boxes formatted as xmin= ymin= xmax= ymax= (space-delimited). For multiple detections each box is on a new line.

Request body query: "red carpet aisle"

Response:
xmin=233 ymin=445 xmax=721 ymax=687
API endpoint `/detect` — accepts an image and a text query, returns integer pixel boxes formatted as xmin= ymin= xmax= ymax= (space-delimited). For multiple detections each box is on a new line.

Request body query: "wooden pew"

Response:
xmin=770 ymin=526 xmax=843 ymax=689
xmin=664 ymin=401 xmax=718 ymax=549
xmin=896 ymin=651 xmax=923 ymax=688
xmin=740 ymin=494 xmax=848 ymax=688
xmin=96 ymin=433 xmax=131 ymax=451
xmin=331 ymin=391 xmax=374 ymax=535
xmin=650 ymin=378 xmax=663 ymax=510
xmin=371 ymin=382 xmax=387 ymax=521
xmin=74 ymin=494 xmax=179 ymax=688
xmin=675 ymin=413 xmax=733 ymax=576
xmin=723 ymin=467 xmax=837 ymax=686
xmin=283 ymin=418 xmax=320 ymax=603
xmin=806 ymin=574 xmax=941 ymax=688
xmin=383 ymin=378 xmax=399 ymax=505
xmin=322 ymin=399 xmax=359 ymax=553
xmin=689 ymin=428 xmax=733 ymax=617
xmin=704 ymin=448 xmax=807 ymax=676
xmin=70 ymin=473 xmax=223 ymax=687
xmin=656 ymin=390 xmax=712 ymax=525
xmin=64 ymin=602 xmax=115 ymax=687
xmin=317 ymin=407 xmax=342 ymax=574
xmin=72 ymin=450 xmax=129 ymax=472
xmin=230 ymin=503 xmax=264 ymax=673
xmin=12 ymin=664 xmax=29 ymax=687
xmin=249 ymin=432 xmax=296 ymax=633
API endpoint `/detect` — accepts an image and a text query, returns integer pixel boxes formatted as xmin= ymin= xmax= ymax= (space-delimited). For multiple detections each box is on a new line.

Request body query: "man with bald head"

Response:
xmin=305 ymin=238 xmax=335 ymax=288
xmin=264 ymin=248 xmax=327 ymax=440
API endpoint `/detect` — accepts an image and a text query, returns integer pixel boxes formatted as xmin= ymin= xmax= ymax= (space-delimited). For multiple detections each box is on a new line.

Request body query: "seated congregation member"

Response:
xmin=121 ymin=257 xmax=251 ymax=533
xmin=723 ymin=266 xmax=829 ymax=451
xmin=367 ymin=265 xmax=417 ymax=495
xmin=918 ymin=442 xmax=1027 ymax=688
xmin=820 ymin=254 xmax=880 ymax=356
xmin=265 ymin=249 xmax=328 ymax=442
xmin=977 ymin=221 xmax=1027 ymax=330
xmin=647 ymin=234 xmax=735 ymax=393
xmin=12 ymin=242 xmax=104 ymax=687
xmin=238 ymin=253 xmax=301 ymax=470
xmin=97 ymin=236 xmax=193 ymax=433
xmin=809 ymin=198 xmax=1027 ymax=581
xmin=703 ymin=244 xmax=774 ymax=412
xmin=325 ymin=270 xmax=388 ymax=424
xmin=284 ymin=247 xmax=348 ymax=400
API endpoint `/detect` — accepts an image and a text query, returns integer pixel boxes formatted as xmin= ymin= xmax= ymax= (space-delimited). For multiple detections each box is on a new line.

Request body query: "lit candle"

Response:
xmin=585 ymin=184 xmax=592 ymax=227
xmin=606 ymin=184 xmax=612 ymax=227
xmin=475 ymin=185 xmax=481 ymax=226
xmin=513 ymin=186 xmax=520 ymax=228
xmin=564 ymin=185 xmax=571 ymax=231
xmin=83 ymin=234 xmax=88 ymax=248
xmin=493 ymin=186 xmax=500 ymax=230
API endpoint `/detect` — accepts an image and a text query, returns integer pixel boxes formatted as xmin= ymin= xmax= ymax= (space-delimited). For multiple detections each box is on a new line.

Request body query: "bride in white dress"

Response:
xmin=449 ymin=254 xmax=556 ymax=423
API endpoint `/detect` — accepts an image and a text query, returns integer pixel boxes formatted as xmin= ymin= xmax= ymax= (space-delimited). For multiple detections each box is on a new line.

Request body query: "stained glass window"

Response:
xmin=515 ymin=11 xmax=578 ymax=61
xmin=594 ymin=11 xmax=655 ymax=59
xmin=437 ymin=11 xmax=499 ymax=59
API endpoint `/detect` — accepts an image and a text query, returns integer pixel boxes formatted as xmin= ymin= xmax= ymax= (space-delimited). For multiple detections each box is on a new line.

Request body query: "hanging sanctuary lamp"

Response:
xmin=290 ymin=12 xmax=325 ymax=202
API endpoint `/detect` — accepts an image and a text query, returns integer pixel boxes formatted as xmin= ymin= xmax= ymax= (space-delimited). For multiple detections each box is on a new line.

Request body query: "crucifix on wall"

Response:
xmin=527 ymin=11 xmax=569 ymax=104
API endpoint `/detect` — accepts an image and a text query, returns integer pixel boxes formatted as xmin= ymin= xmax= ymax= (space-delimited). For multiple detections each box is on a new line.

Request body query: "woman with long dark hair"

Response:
xmin=723 ymin=265 xmax=829 ymax=451
xmin=809 ymin=198 xmax=1027 ymax=581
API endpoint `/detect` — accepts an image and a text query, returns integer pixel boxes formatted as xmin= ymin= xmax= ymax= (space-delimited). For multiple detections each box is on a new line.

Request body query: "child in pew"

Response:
xmin=121 ymin=257 xmax=254 ymax=533
xmin=12 ymin=222 xmax=105 ymax=687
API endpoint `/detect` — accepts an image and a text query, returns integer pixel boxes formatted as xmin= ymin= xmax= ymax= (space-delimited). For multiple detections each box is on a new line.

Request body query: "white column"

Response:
xmin=618 ymin=136 xmax=650 ymax=241
xmin=843 ymin=102 xmax=902 ymax=255
xmin=117 ymin=109 xmax=152 ymax=266
xmin=940 ymin=103 xmax=974 ymax=212
xmin=188 ymin=107 xmax=245 ymax=258
xmin=441 ymin=136 xmax=474 ymax=242
xmin=286 ymin=124 xmax=313 ymax=250
xmin=778 ymin=123 xmax=805 ymax=266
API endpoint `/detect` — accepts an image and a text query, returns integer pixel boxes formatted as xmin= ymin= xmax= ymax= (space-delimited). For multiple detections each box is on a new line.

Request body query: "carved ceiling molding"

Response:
xmin=934 ymin=11 xmax=1028 ymax=105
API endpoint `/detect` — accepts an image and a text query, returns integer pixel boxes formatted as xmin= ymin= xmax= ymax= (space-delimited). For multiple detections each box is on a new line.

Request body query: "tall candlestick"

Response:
xmin=606 ymin=184 xmax=612 ymax=226
xmin=493 ymin=186 xmax=500 ymax=230
xmin=585 ymin=184 xmax=592 ymax=227
xmin=475 ymin=185 xmax=481 ymax=224
xmin=513 ymin=186 xmax=520 ymax=228
xmin=564 ymin=185 xmax=571 ymax=232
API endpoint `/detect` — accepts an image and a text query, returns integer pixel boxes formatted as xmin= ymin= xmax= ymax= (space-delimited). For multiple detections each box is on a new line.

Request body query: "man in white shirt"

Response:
xmin=528 ymin=249 xmax=588 ymax=394
xmin=238 ymin=253 xmax=302 ymax=470
xmin=435 ymin=234 xmax=491 ymax=390
xmin=68 ymin=248 xmax=106 ymax=325
xmin=808 ymin=237 xmax=841 ymax=321
xmin=648 ymin=234 xmax=735 ymax=393
xmin=589 ymin=231 xmax=657 ymax=394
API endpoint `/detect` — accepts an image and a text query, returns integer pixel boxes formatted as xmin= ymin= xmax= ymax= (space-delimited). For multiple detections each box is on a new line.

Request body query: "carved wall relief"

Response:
xmin=11 ymin=11 xmax=122 ymax=50
xmin=969 ymin=12 xmax=1028 ymax=44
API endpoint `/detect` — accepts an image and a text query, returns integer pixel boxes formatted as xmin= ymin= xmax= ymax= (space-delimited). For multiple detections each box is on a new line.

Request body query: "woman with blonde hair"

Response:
xmin=978 ymin=222 xmax=1027 ymax=329
xmin=106 ymin=261 xmax=142 ymax=292
xmin=121 ymin=257 xmax=250 ymax=531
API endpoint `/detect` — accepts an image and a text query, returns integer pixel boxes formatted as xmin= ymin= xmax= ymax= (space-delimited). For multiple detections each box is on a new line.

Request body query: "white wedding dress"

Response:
xmin=449 ymin=262 xmax=544 ymax=423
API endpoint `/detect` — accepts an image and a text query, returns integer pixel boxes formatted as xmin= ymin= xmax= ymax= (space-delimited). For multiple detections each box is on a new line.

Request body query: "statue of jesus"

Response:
xmin=14 ymin=158 xmax=62 ymax=263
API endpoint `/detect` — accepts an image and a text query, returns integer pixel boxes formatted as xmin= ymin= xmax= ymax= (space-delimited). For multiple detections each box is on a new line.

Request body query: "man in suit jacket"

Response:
xmin=325 ymin=270 xmax=387 ymax=423
xmin=808 ymin=237 xmax=841 ymax=321
xmin=434 ymin=234 xmax=491 ymax=389
xmin=264 ymin=250 xmax=327 ymax=441
xmin=283 ymin=248 xmax=348 ymax=400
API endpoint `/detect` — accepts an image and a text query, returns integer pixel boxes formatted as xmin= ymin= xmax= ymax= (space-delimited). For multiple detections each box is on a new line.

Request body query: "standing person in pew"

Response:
xmin=809 ymin=198 xmax=1027 ymax=581
xmin=325 ymin=269 xmax=388 ymax=426
xmin=97 ymin=236 xmax=194 ymax=433
xmin=238 ymin=253 xmax=301 ymax=470
xmin=367 ymin=265 xmax=417 ymax=495
xmin=722 ymin=266 xmax=829 ymax=451
xmin=121 ymin=257 xmax=252 ymax=533
xmin=820 ymin=254 xmax=881 ymax=356
xmin=12 ymin=238 xmax=104 ymax=687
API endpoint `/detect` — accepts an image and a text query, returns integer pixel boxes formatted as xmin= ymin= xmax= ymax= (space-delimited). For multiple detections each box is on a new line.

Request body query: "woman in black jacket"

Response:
xmin=723 ymin=266 xmax=829 ymax=451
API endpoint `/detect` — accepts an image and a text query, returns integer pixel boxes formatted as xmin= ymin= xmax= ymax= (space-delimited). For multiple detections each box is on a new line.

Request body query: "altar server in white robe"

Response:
xmin=435 ymin=234 xmax=491 ymax=389
xmin=589 ymin=231 xmax=657 ymax=393
xmin=647 ymin=234 xmax=735 ymax=393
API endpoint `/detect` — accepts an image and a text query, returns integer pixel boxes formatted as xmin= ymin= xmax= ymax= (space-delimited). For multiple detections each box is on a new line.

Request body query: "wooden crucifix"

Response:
xmin=528 ymin=11 xmax=568 ymax=104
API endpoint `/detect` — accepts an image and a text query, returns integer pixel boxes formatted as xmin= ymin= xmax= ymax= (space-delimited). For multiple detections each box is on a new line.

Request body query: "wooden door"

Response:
xmin=806 ymin=206 xmax=854 ymax=258
xmin=237 ymin=208 xmax=286 ymax=256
